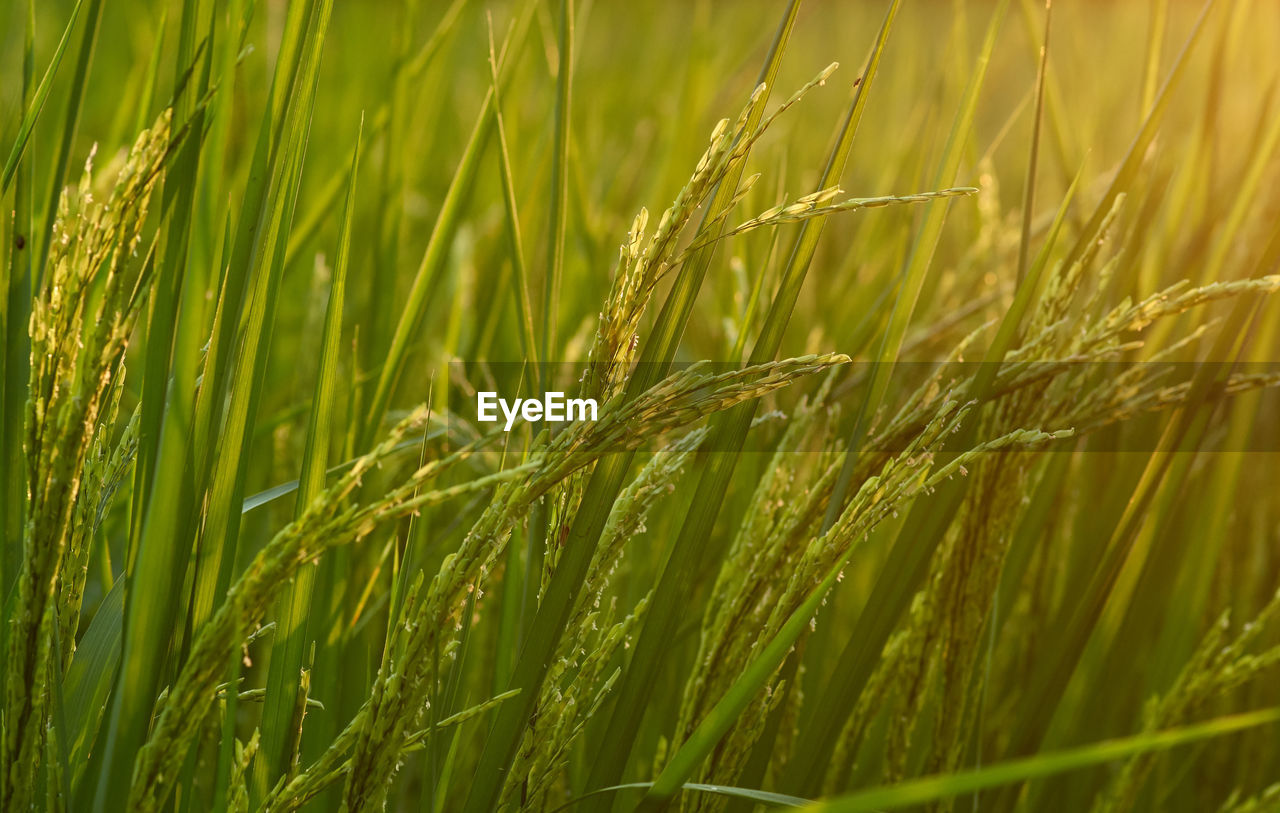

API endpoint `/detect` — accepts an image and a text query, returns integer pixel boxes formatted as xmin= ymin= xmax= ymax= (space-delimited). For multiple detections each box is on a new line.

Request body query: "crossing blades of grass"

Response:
xmin=588 ymin=2 xmax=905 ymax=802
xmin=34 ymin=0 xmax=104 ymax=279
xmin=359 ymin=0 xmax=536 ymax=449
xmin=639 ymin=541 xmax=853 ymax=812
xmin=252 ymin=117 xmax=363 ymax=804
xmin=7 ymin=2 xmax=1280 ymax=811
xmin=819 ymin=0 xmax=1009 ymax=537
xmin=787 ymin=1 xmax=1010 ymax=793
xmin=461 ymin=7 xmax=803 ymax=811
xmin=0 ymin=0 xmax=86 ymax=196
xmin=788 ymin=1 xmax=1221 ymax=794
xmin=990 ymin=224 xmax=1280 ymax=809
xmin=186 ymin=0 xmax=330 ymax=646
xmin=804 ymin=708 xmax=1280 ymax=813
xmin=91 ymin=2 xmax=328 ymax=810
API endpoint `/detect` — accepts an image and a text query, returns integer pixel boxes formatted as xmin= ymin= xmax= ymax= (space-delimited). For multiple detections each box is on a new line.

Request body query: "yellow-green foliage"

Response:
xmin=2 ymin=1 xmax=1280 ymax=812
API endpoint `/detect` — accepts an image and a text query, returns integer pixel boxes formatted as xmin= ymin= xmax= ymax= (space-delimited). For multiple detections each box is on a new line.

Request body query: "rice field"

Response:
xmin=2 ymin=0 xmax=1280 ymax=811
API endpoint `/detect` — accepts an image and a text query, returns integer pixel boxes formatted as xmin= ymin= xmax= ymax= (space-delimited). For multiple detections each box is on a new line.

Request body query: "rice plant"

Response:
xmin=2 ymin=0 xmax=1280 ymax=811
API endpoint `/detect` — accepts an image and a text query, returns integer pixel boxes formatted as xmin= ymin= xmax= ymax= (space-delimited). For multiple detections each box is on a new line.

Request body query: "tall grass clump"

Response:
xmin=3 ymin=0 xmax=1280 ymax=811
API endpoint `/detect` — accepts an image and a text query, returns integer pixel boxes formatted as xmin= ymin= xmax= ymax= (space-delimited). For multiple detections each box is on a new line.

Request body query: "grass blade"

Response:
xmin=0 ymin=0 xmax=87 ymax=195
xmin=0 ymin=0 xmax=38 ymax=592
xmin=590 ymin=1 xmax=905 ymax=798
xmin=540 ymin=0 xmax=574 ymax=367
xmin=789 ymin=1 xmax=1222 ymax=793
xmin=61 ymin=579 xmax=124 ymax=794
xmin=253 ymin=117 xmax=363 ymax=803
xmin=805 ymin=709 xmax=1280 ymax=813
xmin=488 ymin=12 xmax=538 ymax=370
xmin=991 ymin=228 xmax=1280 ymax=807
xmin=639 ymin=547 xmax=850 ymax=811
xmin=561 ymin=783 xmax=810 ymax=812
xmin=461 ymin=7 xmax=803 ymax=810
xmin=35 ymin=0 xmax=105 ymax=279
xmin=359 ymin=0 xmax=536 ymax=448
xmin=89 ymin=0 xmax=220 ymax=806
xmin=820 ymin=0 xmax=1009 ymax=535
